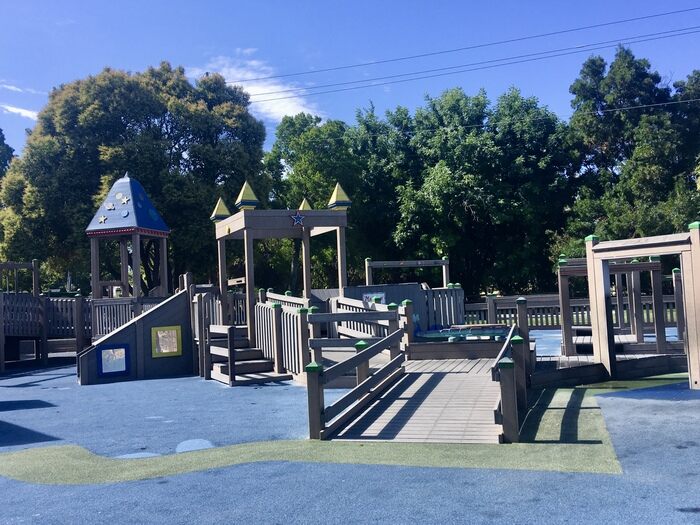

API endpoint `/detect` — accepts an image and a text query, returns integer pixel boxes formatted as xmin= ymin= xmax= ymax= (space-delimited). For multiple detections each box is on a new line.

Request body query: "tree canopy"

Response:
xmin=1 ymin=48 xmax=699 ymax=296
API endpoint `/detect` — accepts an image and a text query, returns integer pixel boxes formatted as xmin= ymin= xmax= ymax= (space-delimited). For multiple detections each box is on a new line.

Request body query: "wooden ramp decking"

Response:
xmin=333 ymin=358 xmax=502 ymax=444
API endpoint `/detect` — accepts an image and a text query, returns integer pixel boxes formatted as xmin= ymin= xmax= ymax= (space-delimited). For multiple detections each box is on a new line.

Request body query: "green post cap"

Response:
xmin=365 ymin=257 xmax=372 ymax=262
xmin=270 ymin=302 xmax=282 ymax=309
xmin=355 ymin=340 xmax=368 ymax=351
xmin=455 ymin=283 xmax=461 ymax=288
xmin=442 ymin=256 xmax=449 ymax=260
xmin=672 ymin=268 xmax=681 ymax=274
xmin=372 ymin=296 xmax=382 ymax=303
xmin=285 ymin=290 xmax=292 ymax=296
xmin=401 ymin=299 xmax=413 ymax=306
xmin=387 ymin=302 xmax=398 ymax=311
xmin=448 ymin=336 xmax=458 ymax=343
xmin=689 ymin=221 xmax=700 ymax=230
xmin=558 ymin=258 xmax=568 ymax=267
xmin=309 ymin=306 xmax=319 ymax=313
xmin=305 ymin=361 xmax=323 ymax=373
xmin=297 ymin=307 xmax=308 ymax=314
xmin=559 ymin=253 xmax=566 ymax=258
xmin=447 ymin=283 xmax=454 ymax=289
xmin=631 ymin=258 xmax=639 ymax=263
xmin=648 ymin=255 xmax=660 ymax=262
xmin=585 ymin=234 xmax=599 ymax=242
xmin=267 ymin=287 xmax=274 ymax=293
xmin=511 ymin=335 xmax=525 ymax=344
xmin=498 ymin=357 xmax=514 ymax=369
xmin=516 ymin=297 xmax=526 ymax=305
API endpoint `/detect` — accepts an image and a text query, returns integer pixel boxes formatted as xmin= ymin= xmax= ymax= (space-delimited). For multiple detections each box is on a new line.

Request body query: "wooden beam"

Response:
xmin=301 ymin=227 xmax=312 ymax=299
xmin=120 ymin=238 xmax=130 ymax=296
xmin=244 ymin=229 xmax=256 ymax=346
xmin=586 ymin=237 xmax=616 ymax=377
xmin=336 ymin=227 xmax=347 ymax=296
xmin=631 ymin=271 xmax=644 ymax=343
xmin=159 ymin=237 xmax=168 ymax=297
xmin=90 ymin=238 xmax=101 ymax=299
xmin=558 ymin=272 xmax=575 ymax=356
xmin=673 ymin=269 xmax=686 ymax=341
xmin=651 ymin=268 xmax=667 ymax=354
xmin=131 ymin=234 xmax=141 ymax=298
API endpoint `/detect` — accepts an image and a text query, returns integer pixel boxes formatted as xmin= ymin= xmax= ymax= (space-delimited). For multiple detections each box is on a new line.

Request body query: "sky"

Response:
xmin=2 ymin=1 xmax=700 ymax=154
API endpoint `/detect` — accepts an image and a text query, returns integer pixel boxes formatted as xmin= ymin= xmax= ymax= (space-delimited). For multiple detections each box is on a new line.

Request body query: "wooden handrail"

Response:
xmin=308 ymin=311 xmax=397 ymax=324
xmin=491 ymin=324 xmax=517 ymax=381
xmin=323 ymin=329 xmax=403 ymax=383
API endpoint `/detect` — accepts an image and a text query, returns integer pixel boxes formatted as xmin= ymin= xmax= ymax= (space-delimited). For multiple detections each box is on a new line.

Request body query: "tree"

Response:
xmin=0 ymin=127 xmax=13 ymax=178
xmin=0 ymin=63 xmax=265 ymax=291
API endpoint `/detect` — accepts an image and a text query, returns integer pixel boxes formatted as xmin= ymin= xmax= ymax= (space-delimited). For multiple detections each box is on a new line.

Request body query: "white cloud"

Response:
xmin=0 ymin=83 xmax=46 ymax=95
xmin=0 ymin=104 xmax=38 ymax=120
xmin=188 ymin=53 xmax=322 ymax=123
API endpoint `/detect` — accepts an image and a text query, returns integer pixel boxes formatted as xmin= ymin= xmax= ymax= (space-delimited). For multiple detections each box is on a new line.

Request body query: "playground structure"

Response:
xmin=6 ymin=176 xmax=700 ymax=445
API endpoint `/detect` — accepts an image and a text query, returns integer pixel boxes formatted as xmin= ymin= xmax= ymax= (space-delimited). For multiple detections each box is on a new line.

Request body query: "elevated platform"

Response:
xmin=333 ymin=359 xmax=501 ymax=444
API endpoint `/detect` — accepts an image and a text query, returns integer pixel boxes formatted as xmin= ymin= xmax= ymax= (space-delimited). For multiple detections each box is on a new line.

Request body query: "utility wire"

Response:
xmin=250 ymin=26 xmax=700 ymax=98
xmin=261 ymin=98 xmax=700 ymax=146
xmin=229 ymin=7 xmax=700 ymax=83
xmin=250 ymin=29 xmax=700 ymax=104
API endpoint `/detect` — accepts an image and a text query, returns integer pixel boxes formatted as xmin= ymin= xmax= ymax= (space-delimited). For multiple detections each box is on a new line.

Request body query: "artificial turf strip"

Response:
xmin=0 ymin=437 xmax=621 ymax=486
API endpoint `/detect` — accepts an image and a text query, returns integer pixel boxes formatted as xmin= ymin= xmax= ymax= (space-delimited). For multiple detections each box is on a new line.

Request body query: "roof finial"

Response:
xmin=210 ymin=197 xmax=232 ymax=222
xmin=327 ymin=183 xmax=351 ymax=211
xmin=235 ymin=181 xmax=260 ymax=210
xmin=299 ymin=198 xmax=312 ymax=211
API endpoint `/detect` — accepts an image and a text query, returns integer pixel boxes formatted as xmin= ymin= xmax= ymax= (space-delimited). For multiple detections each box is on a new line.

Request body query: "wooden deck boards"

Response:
xmin=333 ymin=358 xmax=502 ymax=444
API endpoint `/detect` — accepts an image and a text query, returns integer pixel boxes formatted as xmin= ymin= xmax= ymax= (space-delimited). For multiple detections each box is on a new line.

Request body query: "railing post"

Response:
xmin=355 ymin=340 xmax=369 ymax=385
xmin=672 ymin=268 xmax=685 ymax=340
xmin=498 ymin=357 xmax=519 ymax=443
xmin=306 ymin=361 xmax=324 ymax=439
xmin=308 ymin=306 xmax=322 ymax=364
xmin=441 ymin=256 xmax=450 ymax=288
xmin=74 ymin=296 xmax=85 ymax=352
xmin=515 ymin=297 xmax=532 ymax=374
xmin=399 ymin=299 xmax=414 ymax=355
xmin=650 ymin=262 xmax=666 ymax=353
xmin=511 ymin=335 xmax=528 ymax=416
xmin=365 ymin=258 xmax=373 ymax=285
xmin=297 ymin=308 xmax=310 ymax=371
xmin=259 ymin=288 xmax=267 ymax=304
xmin=486 ymin=294 xmax=497 ymax=324
xmin=40 ymin=296 xmax=49 ymax=365
xmin=31 ymin=259 xmax=40 ymax=297
xmin=387 ymin=303 xmax=400 ymax=359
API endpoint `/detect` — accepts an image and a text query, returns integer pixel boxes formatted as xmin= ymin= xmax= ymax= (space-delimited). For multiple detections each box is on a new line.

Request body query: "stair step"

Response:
xmin=210 ymin=368 xmax=292 ymax=386
xmin=209 ymin=339 xmax=250 ymax=356
xmin=213 ymin=359 xmax=274 ymax=375
xmin=209 ymin=347 xmax=262 ymax=360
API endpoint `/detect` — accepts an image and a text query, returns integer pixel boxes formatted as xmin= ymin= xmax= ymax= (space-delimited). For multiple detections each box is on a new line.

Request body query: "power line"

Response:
xmin=229 ymin=7 xmax=700 ymax=83
xmin=262 ymin=98 xmax=700 ymax=146
xmin=250 ymin=26 xmax=700 ymax=98
xmin=250 ymin=29 xmax=700 ymax=104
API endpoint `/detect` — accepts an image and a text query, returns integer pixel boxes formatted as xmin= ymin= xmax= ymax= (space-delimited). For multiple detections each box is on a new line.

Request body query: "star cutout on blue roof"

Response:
xmin=121 ymin=195 xmax=130 ymax=205
xmin=291 ymin=211 xmax=305 ymax=226
xmin=98 ymin=215 xmax=107 ymax=224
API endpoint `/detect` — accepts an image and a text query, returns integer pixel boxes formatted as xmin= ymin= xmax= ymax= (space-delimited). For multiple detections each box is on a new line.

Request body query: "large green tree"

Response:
xmin=0 ymin=128 xmax=13 ymax=178
xmin=0 ymin=63 xmax=266 ymax=291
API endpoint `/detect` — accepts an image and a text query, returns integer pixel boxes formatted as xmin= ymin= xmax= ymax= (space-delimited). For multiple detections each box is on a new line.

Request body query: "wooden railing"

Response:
xmin=1 ymin=293 xmax=43 ymax=337
xmin=464 ymin=294 xmax=677 ymax=329
xmin=92 ymin=297 xmax=164 ymax=340
xmin=306 ymin=307 xmax=404 ymax=439
xmin=330 ymin=296 xmax=392 ymax=339
xmin=491 ymin=324 xmax=528 ymax=443
xmin=46 ymin=297 xmax=92 ymax=340
xmin=424 ymin=286 xmax=464 ymax=329
xmin=266 ymin=291 xmax=310 ymax=309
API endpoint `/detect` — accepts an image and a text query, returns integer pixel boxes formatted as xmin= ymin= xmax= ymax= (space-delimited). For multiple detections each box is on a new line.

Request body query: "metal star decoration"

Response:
xmin=98 ymin=215 xmax=108 ymax=224
xmin=290 ymin=210 xmax=305 ymax=226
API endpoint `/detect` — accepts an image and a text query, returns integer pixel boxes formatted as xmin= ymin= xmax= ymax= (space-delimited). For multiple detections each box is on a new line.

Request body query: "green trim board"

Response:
xmin=151 ymin=325 xmax=182 ymax=358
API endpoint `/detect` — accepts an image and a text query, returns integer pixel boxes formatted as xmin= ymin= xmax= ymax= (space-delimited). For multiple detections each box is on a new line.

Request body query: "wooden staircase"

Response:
xmin=206 ymin=325 xmax=292 ymax=386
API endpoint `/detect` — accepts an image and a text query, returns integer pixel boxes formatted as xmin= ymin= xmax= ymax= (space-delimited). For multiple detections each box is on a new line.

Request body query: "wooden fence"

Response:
xmin=92 ymin=297 xmax=164 ymax=340
xmin=464 ymin=294 xmax=678 ymax=329
xmin=253 ymin=302 xmax=307 ymax=376
xmin=305 ymin=307 xmax=404 ymax=439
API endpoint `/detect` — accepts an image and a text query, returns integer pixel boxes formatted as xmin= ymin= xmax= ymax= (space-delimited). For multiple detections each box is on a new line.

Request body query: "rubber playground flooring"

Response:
xmin=1 ymin=364 xmax=699 ymax=524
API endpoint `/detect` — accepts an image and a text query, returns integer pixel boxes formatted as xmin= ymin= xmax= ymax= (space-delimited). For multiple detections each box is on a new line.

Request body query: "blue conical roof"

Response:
xmin=86 ymin=173 xmax=170 ymax=237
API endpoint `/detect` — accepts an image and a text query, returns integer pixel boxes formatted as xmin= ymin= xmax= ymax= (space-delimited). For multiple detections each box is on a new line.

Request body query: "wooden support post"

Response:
xmin=399 ymin=299 xmax=414 ymax=355
xmin=365 ymin=258 xmax=373 ymax=286
xmin=301 ymin=227 xmax=312 ymax=299
xmin=498 ymin=357 xmax=519 ymax=443
xmin=515 ymin=297 xmax=531 ymax=376
xmin=586 ymin=235 xmax=616 ymax=378
xmin=0 ymin=293 xmax=4 ymax=373
xmin=615 ymin=273 xmax=626 ymax=329
xmin=159 ymin=237 xmax=169 ymax=297
xmin=74 ymin=296 xmax=85 ymax=352
xmin=683 ymin=225 xmax=700 ymax=389
xmin=631 ymin=270 xmax=645 ymax=343
xmin=387 ymin=303 xmax=400 ymax=359
xmin=131 ymin=234 xmax=142 ymax=299
xmin=511 ymin=335 xmax=528 ymax=416
xmin=486 ymin=294 xmax=497 ymax=324
xmin=651 ymin=267 xmax=667 ymax=353
xmin=558 ymin=270 xmax=575 ymax=356
xmin=355 ymin=340 xmax=369 ymax=385
xmin=31 ymin=259 xmax=40 ymax=297
xmin=441 ymin=256 xmax=450 ymax=288
xmin=243 ymin=230 xmax=256 ymax=346
xmin=40 ymin=296 xmax=49 ymax=365
xmin=297 ymin=307 xmax=310 ymax=371
xmin=306 ymin=361 xmax=324 ymax=439
xmin=90 ymin=238 xmax=101 ymax=299
xmin=120 ymin=239 xmax=130 ymax=296
xmin=336 ymin=227 xmax=347 ymax=296
xmin=217 ymin=237 xmax=229 ymax=324
xmin=673 ymin=268 xmax=685 ymax=341
xmin=271 ymin=304 xmax=284 ymax=373
xmin=308 ymin=306 xmax=322 ymax=364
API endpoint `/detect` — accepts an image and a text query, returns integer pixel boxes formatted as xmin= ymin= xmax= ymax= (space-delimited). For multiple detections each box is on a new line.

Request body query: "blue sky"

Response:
xmin=2 ymin=1 xmax=700 ymax=153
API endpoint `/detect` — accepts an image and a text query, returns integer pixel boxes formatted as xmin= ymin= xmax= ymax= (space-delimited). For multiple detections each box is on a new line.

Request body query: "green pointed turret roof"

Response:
xmin=327 ymin=183 xmax=351 ymax=210
xmin=299 ymin=198 xmax=312 ymax=211
xmin=235 ymin=181 xmax=260 ymax=210
xmin=210 ymin=197 xmax=232 ymax=222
